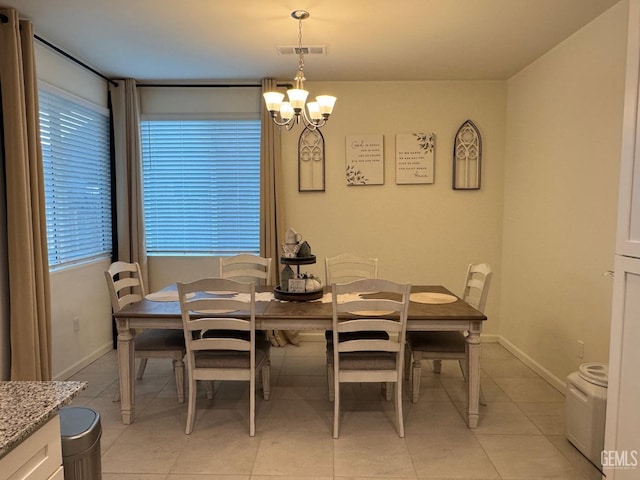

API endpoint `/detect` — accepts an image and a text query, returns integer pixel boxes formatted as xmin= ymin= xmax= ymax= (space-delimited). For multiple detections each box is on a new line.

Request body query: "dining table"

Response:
xmin=112 ymin=285 xmax=487 ymax=428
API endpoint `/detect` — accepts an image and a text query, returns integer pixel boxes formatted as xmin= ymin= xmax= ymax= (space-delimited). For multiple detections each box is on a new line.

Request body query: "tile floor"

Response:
xmin=68 ymin=340 xmax=603 ymax=480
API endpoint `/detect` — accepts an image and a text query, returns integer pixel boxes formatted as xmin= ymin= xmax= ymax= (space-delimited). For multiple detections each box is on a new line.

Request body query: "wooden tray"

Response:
xmin=273 ymin=286 xmax=323 ymax=302
xmin=280 ymin=255 xmax=316 ymax=265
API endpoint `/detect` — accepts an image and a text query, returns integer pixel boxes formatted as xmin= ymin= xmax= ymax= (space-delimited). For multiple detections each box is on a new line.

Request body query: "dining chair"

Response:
xmin=324 ymin=253 xmax=390 ymax=400
xmin=328 ymin=278 xmax=411 ymax=438
xmin=177 ymin=277 xmax=271 ymax=436
xmin=105 ymin=261 xmax=185 ymax=403
xmin=405 ymin=263 xmax=492 ymax=403
xmin=219 ymin=254 xmax=272 ymax=285
xmin=325 ymin=252 xmax=378 ymax=285
xmin=218 ymin=253 xmax=272 ymax=357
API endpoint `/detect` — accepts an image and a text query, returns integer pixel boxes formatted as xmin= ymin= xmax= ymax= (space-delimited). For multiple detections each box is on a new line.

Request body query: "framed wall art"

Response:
xmin=345 ymin=134 xmax=384 ymax=185
xmin=298 ymin=127 xmax=325 ymax=192
xmin=395 ymin=132 xmax=435 ymax=184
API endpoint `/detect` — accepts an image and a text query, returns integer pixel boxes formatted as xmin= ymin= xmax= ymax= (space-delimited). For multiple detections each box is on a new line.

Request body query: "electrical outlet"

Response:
xmin=73 ymin=316 xmax=80 ymax=332
xmin=577 ymin=340 xmax=584 ymax=359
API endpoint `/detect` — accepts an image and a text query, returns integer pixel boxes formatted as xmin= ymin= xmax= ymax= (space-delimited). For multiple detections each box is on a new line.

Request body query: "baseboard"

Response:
xmin=298 ymin=331 xmax=325 ymax=342
xmin=298 ymin=331 xmax=502 ymax=343
xmin=53 ymin=342 xmax=114 ymax=380
xmin=480 ymin=334 xmax=499 ymax=343
xmin=497 ymin=336 xmax=566 ymax=395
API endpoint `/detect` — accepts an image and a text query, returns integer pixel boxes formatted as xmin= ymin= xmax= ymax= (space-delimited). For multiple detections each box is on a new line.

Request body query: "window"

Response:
xmin=141 ymin=119 xmax=261 ymax=255
xmin=39 ymin=84 xmax=111 ymax=267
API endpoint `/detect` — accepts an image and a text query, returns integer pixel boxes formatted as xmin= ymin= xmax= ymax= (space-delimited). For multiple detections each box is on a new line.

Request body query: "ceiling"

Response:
xmin=4 ymin=0 xmax=621 ymax=82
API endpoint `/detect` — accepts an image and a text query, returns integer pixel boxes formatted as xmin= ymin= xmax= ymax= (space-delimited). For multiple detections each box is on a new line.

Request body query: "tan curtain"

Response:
xmin=0 ymin=9 xmax=52 ymax=380
xmin=109 ymin=79 xmax=148 ymax=285
xmin=260 ymin=79 xmax=285 ymax=285
xmin=260 ymin=79 xmax=299 ymax=347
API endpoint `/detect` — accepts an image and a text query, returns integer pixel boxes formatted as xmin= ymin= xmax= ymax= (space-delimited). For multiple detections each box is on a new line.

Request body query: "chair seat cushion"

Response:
xmin=324 ymin=330 xmax=390 ymax=343
xmin=406 ymin=331 xmax=466 ymax=353
xmin=326 ymin=346 xmax=397 ymax=370
xmin=134 ymin=329 xmax=185 ymax=351
xmin=194 ymin=341 xmax=270 ymax=369
xmin=202 ymin=330 xmax=268 ymax=342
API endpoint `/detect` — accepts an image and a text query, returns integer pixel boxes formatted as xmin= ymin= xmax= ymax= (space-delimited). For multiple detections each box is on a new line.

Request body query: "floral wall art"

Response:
xmin=395 ymin=132 xmax=435 ymax=184
xmin=345 ymin=134 xmax=384 ymax=185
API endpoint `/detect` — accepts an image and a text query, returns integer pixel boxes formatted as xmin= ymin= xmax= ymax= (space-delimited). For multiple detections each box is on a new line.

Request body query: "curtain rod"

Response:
xmin=34 ymin=34 xmax=118 ymax=87
xmin=137 ymin=83 xmax=260 ymax=88
xmin=137 ymin=83 xmax=293 ymax=88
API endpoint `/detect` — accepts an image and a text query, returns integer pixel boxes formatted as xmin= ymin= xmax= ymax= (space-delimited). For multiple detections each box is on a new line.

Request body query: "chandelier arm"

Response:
xmin=299 ymin=109 xmax=326 ymax=130
xmin=269 ymin=115 xmax=295 ymax=128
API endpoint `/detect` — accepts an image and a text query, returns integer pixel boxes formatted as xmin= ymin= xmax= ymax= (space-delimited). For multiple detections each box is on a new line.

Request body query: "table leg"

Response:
xmin=466 ymin=321 xmax=482 ymax=428
xmin=116 ymin=318 xmax=135 ymax=424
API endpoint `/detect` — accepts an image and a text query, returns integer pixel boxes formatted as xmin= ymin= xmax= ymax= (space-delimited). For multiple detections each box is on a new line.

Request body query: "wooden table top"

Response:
xmin=114 ymin=285 xmax=486 ymax=322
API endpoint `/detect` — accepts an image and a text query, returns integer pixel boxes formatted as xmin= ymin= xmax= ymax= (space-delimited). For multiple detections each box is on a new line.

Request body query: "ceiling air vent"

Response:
xmin=276 ymin=45 xmax=327 ymax=56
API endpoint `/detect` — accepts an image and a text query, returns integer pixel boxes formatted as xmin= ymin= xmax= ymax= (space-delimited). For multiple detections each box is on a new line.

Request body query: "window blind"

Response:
xmin=39 ymin=86 xmax=111 ymax=267
xmin=141 ymin=119 xmax=261 ymax=255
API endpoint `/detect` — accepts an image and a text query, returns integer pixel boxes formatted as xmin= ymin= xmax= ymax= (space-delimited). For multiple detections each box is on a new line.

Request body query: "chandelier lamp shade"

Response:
xmin=263 ymin=10 xmax=336 ymax=130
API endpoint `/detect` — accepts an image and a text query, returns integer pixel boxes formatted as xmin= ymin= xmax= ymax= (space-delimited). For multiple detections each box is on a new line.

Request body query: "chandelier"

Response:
xmin=263 ymin=10 xmax=336 ymax=130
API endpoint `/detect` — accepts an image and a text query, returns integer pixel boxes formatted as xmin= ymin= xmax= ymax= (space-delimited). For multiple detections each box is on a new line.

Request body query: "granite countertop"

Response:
xmin=0 ymin=381 xmax=87 ymax=459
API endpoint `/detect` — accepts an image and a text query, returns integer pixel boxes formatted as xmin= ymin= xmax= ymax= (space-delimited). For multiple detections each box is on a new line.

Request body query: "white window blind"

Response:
xmin=141 ymin=119 xmax=261 ymax=255
xmin=39 ymin=86 xmax=112 ymax=267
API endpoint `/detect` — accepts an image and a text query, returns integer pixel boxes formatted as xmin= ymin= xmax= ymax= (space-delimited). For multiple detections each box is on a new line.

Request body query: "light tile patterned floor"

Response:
xmin=68 ymin=340 xmax=603 ymax=479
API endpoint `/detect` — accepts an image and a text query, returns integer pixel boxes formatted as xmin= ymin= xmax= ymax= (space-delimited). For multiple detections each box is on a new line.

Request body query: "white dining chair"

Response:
xmin=105 ymin=261 xmax=185 ymax=403
xmin=325 ymin=252 xmax=378 ymax=285
xmin=219 ymin=254 xmax=272 ymax=285
xmin=328 ymin=278 xmax=411 ymax=438
xmin=324 ymin=253 xmax=391 ymax=400
xmin=218 ymin=253 xmax=272 ymax=352
xmin=177 ymin=277 xmax=271 ymax=436
xmin=405 ymin=263 xmax=492 ymax=403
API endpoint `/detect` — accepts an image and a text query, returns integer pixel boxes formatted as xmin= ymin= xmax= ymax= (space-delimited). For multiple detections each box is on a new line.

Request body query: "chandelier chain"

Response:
xmin=297 ymin=16 xmax=305 ymax=72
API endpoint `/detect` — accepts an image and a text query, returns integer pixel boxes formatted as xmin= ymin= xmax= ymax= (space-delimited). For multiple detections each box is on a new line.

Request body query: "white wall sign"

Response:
xmin=395 ymin=132 xmax=435 ymax=184
xmin=345 ymin=134 xmax=384 ymax=185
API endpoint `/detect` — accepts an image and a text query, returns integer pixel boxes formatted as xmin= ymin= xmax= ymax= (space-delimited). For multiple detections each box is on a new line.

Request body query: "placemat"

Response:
xmin=410 ymin=292 xmax=457 ymax=304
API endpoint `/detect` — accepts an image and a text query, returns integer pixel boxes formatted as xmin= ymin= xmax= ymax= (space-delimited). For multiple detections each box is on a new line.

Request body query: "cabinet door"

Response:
xmin=0 ymin=416 xmax=62 ymax=480
xmin=604 ymin=255 xmax=640 ymax=479
xmin=47 ymin=467 xmax=64 ymax=480
xmin=617 ymin=0 xmax=640 ymax=258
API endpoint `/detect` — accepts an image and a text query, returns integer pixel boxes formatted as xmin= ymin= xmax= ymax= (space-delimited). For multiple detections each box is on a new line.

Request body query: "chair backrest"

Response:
xmin=105 ymin=261 xmax=146 ymax=313
xmin=332 ymin=278 xmax=411 ymax=361
xmin=177 ymin=278 xmax=256 ymax=377
xmin=219 ymin=254 xmax=272 ymax=286
xmin=462 ymin=263 xmax=492 ymax=313
xmin=325 ymin=253 xmax=378 ymax=285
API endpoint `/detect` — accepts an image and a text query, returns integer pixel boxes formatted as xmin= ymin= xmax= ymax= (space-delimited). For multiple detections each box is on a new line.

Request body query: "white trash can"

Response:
xmin=565 ymin=362 xmax=608 ymax=469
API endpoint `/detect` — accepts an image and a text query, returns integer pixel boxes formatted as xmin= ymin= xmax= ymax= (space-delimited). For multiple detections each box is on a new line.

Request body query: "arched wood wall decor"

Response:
xmin=453 ymin=120 xmax=482 ymax=190
xmin=298 ymin=127 xmax=325 ymax=191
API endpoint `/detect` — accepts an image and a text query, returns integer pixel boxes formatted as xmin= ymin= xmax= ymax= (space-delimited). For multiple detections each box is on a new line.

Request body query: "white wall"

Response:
xmin=35 ymin=43 xmax=113 ymax=379
xmin=280 ymin=80 xmax=507 ymax=335
xmin=500 ymin=1 xmax=628 ymax=388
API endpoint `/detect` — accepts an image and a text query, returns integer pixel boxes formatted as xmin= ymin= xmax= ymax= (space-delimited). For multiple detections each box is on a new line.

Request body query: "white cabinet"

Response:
xmin=0 ymin=416 xmax=63 ymax=480
xmin=616 ymin=0 xmax=640 ymax=259
xmin=605 ymin=1 xmax=640 ymax=478
xmin=604 ymin=256 xmax=640 ymax=478
xmin=47 ymin=468 xmax=64 ymax=480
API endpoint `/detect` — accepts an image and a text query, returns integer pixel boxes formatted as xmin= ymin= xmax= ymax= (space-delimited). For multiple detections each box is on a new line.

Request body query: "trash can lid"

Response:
xmin=59 ymin=407 xmax=101 ymax=456
xmin=578 ymin=362 xmax=608 ymax=387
